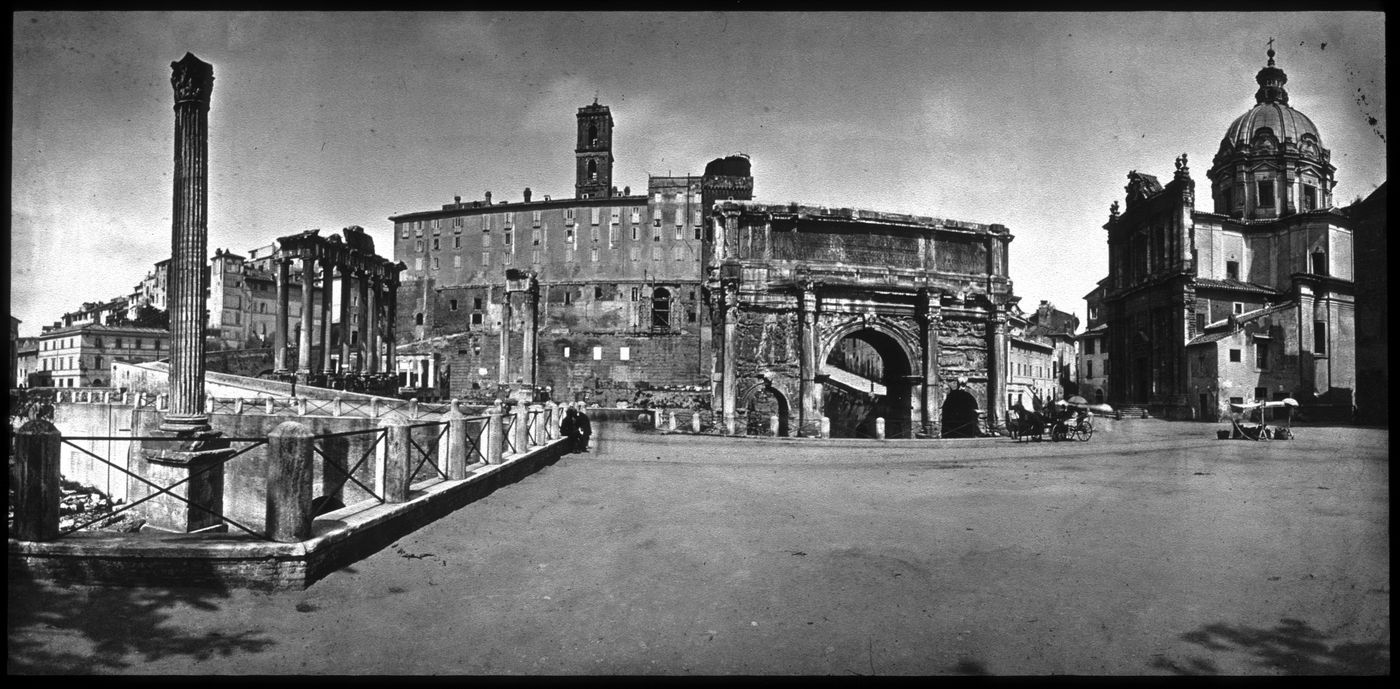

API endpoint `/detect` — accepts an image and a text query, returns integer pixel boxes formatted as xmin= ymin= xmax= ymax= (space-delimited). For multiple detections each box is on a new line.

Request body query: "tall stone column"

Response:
xmin=274 ymin=257 xmax=290 ymax=373
xmin=521 ymin=280 xmax=539 ymax=388
xmin=385 ymin=277 xmax=398 ymax=374
xmin=721 ymin=282 xmax=739 ymax=433
xmin=798 ymin=281 xmax=821 ymax=436
xmin=366 ymin=276 xmax=380 ymax=374
xmin=338 ymin=266 xmax=351 ymax=372
xmin=988 ymin=309 xmax=1008 ymax=434
xmin=296 ymin=255 xmax=316 ymax=383
xmin=499 ymin=289 xmax=512 ymax=385
xmin=319 ymin=263 xmax=333 ymax=374
xmin=136 ymin=53 xmax=234 ymax=534
xmin=163 ymin=53 xmax=215 ymax=432
xmin=356 ymin=271 xmax=369 ymax=372
xmin=920 ymin=290 xmax=942 ymax=438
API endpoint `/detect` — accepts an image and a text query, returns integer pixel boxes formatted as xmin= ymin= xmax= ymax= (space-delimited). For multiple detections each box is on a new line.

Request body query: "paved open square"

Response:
xmin=8 ymin=419 xmax=1389 ymax=675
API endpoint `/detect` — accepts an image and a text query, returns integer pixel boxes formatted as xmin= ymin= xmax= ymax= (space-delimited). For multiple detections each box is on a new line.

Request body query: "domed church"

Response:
xmin=1091 ymin=46 xmax=1356 ymax=421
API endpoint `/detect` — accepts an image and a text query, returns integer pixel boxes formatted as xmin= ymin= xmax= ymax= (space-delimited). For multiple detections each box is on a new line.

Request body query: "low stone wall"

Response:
xmin=9 ymin=436 xmax=573 ymax=590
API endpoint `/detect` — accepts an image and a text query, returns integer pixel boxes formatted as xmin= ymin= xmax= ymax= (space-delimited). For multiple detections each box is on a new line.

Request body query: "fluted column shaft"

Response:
xmin=274 ymin=258 xmax=290 ymax=372
xmin=356 ymin=272 xmax=369 ymax=372
xmin=338 ymin=267 xmax=352 ymax=372
xmin=163 ymin=54 xmax=215 ymax=431
xmin=366 ymin=276 xmax=380 ymax=374
xmin=522 ymin=284 xmax=538 ymax=387
xmin=297 ymin=256 xmax=316 ymax=377
xmin=319 ymin=263 xmax=332 ymax=373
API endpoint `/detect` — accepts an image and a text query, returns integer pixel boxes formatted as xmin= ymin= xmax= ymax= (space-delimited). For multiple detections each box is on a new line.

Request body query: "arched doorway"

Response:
xmin=941 ymin=388 xmax=981 ymax=438
xmin=821 ymin=328 xmax=914 ymax=438
xmin=745 ymin=385 xmax=790 ymax=436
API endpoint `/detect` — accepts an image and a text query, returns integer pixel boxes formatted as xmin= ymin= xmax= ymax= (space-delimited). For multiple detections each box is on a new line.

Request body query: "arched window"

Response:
xmin=588 ymin=124 xmax=598 ymax=147
xmin=651 ymin=287 xmax=671 ymax=332
xmin=588 ymin=159 xmax=598 ymax=181
xmin=415 ymin=312 xmax=424 ymax=326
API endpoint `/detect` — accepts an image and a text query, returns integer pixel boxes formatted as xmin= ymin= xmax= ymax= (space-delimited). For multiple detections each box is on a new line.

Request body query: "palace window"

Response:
xmin=452 ymin=255 xmax=461 ymax=268
xmin=1255 ymin=341 xmax=1269 ymax=369
xmin=1302 ymin=184 xmax=1318 ymax=211
xmin=619 ymin=346 xmax=630 ymax=361
xmin=532 ymin=211 xmax=542 ymax=228
xmin=415 ymin=313 xmax=424 ymax=325
xmin=454 ymin=236 xmax=461 ymax=249
xmin=610 ymin=208 xmax=620 ymax=225
xmin=563 ymin=346 xmax=571 ymax=359
xmin=565 ymin=208 xmax=576 ymax=226
xmin=1226 ymin=260 xmax=1239 ymax=281
xmin=592 ymin=346 xmax=602 ymax=360
xmin=432 ymin=238 xmax=439 ymax=250
xmin=1311 ymin=250 xmax=1327 ymax=275
xmin=1314 ymin=321 xmax=1327 ymax=354
xmin=630 ymin=247 xmax=640 ymax=262
xmin=1229 ymin=348 xmax=1241 ymax=362
xmin=449 ymin=299 xmax=458 ymax=311
xmin=591 ymin=207 xmax=601 ymax=226
xmin=471 ymin=313 xmax=483 ymax=325
xmin=1233 ymin=302 xmax=1244 ymax=315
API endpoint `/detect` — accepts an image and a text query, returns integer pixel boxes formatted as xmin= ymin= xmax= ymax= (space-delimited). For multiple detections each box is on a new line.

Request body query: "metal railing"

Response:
xmin=57 ymin=434 xmax=272 ymax=539
xmin=312 ymin=426 xmax=389 ymax=505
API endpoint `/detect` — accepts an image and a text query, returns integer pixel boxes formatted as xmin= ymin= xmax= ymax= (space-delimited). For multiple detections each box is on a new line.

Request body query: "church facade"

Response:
xmin=1098 ymin=49 xmax=1356 ymax=421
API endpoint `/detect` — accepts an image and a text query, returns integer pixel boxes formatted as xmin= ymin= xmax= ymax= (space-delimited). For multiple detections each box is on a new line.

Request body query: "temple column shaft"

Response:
xmin=385 ymin=280 xmax=397 ymax=374
xmin=721 ymin=285 xmax=739 ymax=431
xmin=297 ymin=256 xmax=316 ymax=379
xmin=366 ymin=277 xmax=380 ymax=374
xmin=319 ymin=263 xmax=333 ymax=373
xmin=338 ymin=267 xmax=351 ymax=372
xmin=921 ymin=293 xmax=941 ymax=437
xmin=499 ymin=292 xmax=512 ymax=384
xmin=274 ymin=258 xmax=290 ymax=373
xmin=356 ymin=273 xmax=369 ymax=372
xmin=521 ymin=284 xmax=538 ymax=388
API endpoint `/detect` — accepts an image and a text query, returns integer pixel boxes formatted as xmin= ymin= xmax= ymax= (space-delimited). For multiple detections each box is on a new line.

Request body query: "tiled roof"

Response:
xmin=1195 ymin=277 xmax=1280 ymax=295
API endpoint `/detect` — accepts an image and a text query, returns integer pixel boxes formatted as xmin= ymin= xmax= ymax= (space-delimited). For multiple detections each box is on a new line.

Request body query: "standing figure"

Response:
xmin=575 ymin=403 xmax=593 ymax=453
xmin=560 ymin=406 xmax=580 ymax=452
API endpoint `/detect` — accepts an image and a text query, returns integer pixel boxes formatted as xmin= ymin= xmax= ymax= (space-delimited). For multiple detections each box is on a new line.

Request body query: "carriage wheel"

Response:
xmin=1074 ymin=420 xmax=1094 ymax=442
xmin=1051 ymin=423 xmax=1068 ymax=442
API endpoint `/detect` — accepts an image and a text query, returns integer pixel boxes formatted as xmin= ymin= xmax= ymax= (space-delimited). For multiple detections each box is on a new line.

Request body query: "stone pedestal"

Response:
xmin=136 ymin=429 xmax=234 ymax=533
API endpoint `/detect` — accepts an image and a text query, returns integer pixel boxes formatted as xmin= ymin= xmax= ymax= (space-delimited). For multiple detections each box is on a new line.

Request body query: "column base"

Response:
xmin=135 ymin=428 xmax=235 ymax=534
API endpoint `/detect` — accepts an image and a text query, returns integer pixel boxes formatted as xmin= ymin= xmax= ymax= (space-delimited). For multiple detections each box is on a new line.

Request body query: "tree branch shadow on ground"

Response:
xmin=7 ymin=565 xmax=276 ymax=674
xmin=1151 ymin=618 xmax=1389 ymax=675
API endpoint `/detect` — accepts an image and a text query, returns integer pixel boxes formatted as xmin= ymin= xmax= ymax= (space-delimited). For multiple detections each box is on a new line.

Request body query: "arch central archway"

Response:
xmin=821 ymin=328 xmax=914 ymax=438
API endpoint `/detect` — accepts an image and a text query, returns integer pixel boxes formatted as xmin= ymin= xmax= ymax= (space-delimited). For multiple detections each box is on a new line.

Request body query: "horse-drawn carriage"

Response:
xmin=1008 ymin=396 xmax=1113 ymax=442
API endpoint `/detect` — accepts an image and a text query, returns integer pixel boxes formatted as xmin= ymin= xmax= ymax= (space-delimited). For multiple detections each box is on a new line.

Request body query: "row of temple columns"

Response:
xmin=271 ymin=255 xmax=398 ymax=380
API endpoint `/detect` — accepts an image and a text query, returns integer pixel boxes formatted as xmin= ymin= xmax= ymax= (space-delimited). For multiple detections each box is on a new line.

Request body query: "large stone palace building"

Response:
xmin=1096 ymin=48 xmax=1356 ymax=420
xmin=390 ymin=101 xmax=1019 ymax=436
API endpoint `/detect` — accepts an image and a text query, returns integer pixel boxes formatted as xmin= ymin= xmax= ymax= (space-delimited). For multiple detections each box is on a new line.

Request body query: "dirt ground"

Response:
xmin=8 ymin=418 xmax=1390 ymax=675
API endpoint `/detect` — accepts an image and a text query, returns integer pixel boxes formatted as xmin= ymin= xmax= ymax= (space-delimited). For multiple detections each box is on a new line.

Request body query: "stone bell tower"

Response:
xmin=575 ymin=99 xmax=614 ymax=199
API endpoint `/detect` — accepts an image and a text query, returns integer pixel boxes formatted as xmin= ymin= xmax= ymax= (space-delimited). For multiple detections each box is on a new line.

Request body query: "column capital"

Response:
xmin=171 ymin=53 xmax=214 ymax=108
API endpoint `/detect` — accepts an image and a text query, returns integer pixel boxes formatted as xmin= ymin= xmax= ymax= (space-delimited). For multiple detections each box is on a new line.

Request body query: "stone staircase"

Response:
xmin=1115 ymin=405 xmax=1150 ymax=419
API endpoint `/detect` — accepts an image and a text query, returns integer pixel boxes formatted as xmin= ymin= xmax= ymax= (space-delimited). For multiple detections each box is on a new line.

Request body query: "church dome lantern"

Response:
xmin=1207 ymin=45 xmax=1335 ymax=220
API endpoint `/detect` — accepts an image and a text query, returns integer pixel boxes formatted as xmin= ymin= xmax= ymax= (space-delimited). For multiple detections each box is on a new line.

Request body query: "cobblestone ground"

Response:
xmin=8 ymin=418 xmax=1389 ymax=675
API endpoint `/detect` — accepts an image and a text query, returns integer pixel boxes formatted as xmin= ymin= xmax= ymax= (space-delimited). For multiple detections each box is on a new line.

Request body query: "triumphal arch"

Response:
xmin=705 ymin=201 xmax=1016 ymax=438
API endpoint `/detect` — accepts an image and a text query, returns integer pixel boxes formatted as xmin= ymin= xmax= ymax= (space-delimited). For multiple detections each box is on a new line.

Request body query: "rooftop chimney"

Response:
xmin=485 ymin=190 xmax=492 ymax=204
xmin=454 ymin=195 xmax=461 ymax=205
xmin=523 ymin=187 xmax=532 ymax=203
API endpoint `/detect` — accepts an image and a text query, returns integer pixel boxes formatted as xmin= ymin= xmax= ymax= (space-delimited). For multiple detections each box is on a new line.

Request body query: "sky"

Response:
xmin=11 ymin=11 xmax=1386 ymax=338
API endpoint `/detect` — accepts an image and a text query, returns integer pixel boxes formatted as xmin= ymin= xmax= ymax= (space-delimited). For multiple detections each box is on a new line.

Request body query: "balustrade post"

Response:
xmin=205 ymin=396 xmax=214 ymax=414
xmin=370 ymin=398 xmax=380 ymax=418
xmin=444 ymin=400 xmax=468 ymax=480
xmin=821 ymin=416 xmax=831 ymax=439
xmin=512 ymin=406 xmax=529 ymax=456
xmin=266 ymin=420 xmax=314 ymax=542
xmin=408 ymin=398 xmax=419 ymax=419
xmin=486 ymin=407 xmax=505 ymax=464
xmin=669 ymin=410 xmax=678 ymax=432
xmin=543 ymin=401 xmax=556 ymax=440
xmin=692 ymin=412 xmax=702 ymax=433
xmin=265 ymin=398 xmax=275 ymax=414
xmin=655 ymin=407 xmax=665 ymax=430
xmin=724 ymin=412 xmax=736 ymax=436
xmin=14 ymin=419 xmax=61 ymax=541
xmin=875 ymin=417 xmax=886 ymax=440
xmin=333 ymin=397 xmax=343 ymax=417
xmin=157 ymin=393 xmax=168 ymax=411
xmin=377 ymin=417 xmax=411 ymax=503
xmin=297 ymin=398 xmax=308 ymax=416
xmin=233 ymin=398 xmax=244 ymax=415
xmin=770 ymin=414 xmax=780 ymax=437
